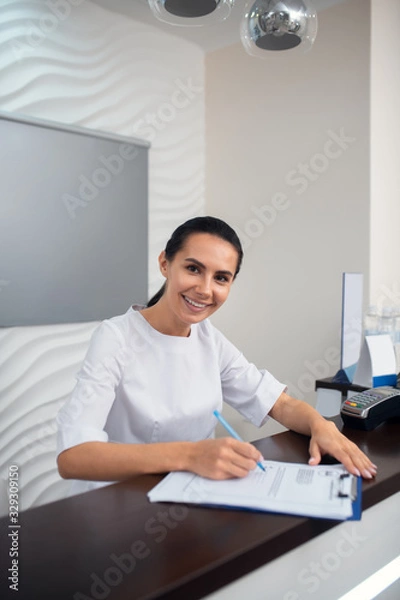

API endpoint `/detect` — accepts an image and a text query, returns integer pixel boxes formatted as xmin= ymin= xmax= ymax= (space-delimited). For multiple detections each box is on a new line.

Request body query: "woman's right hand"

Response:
xmin=187 ymin=438 xmax=263 ymax=480
xmin=57 ymin=438 xmax=263 ymax=483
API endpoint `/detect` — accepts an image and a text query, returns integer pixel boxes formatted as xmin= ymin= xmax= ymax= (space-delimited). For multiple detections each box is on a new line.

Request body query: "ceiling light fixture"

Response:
xmin=148 ymin=0 xmax=317 ymax=55
xmin=241 ymin=0 xmax=318 ymax=55
xmin=147 ymin=0 xmax=234 ymax=27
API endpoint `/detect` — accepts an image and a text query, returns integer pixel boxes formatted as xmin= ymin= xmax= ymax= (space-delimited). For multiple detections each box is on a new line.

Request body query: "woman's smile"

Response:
xmin=182 ymin=294 xmax=212 ymax=312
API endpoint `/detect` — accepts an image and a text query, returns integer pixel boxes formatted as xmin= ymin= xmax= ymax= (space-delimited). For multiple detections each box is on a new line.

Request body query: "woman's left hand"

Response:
xmin=269 ymin=392 xmax=377 ymax=479
xmin=308 ymin=419 xmax=377 ymax=479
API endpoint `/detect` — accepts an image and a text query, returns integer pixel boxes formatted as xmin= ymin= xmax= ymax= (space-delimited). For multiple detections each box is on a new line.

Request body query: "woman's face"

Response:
xmin=158 ymin=232 xmax=239 ymax=334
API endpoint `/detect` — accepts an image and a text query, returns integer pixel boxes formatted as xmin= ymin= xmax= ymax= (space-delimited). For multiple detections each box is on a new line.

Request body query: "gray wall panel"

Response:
xmin=0 ymin=113 xmax=149 ymax=325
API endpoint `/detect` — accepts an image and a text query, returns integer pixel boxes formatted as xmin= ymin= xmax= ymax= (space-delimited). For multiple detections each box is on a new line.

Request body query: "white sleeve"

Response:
xmin=212 ymin=325 xmax=287 ymax=427
xmin=56 ymin=321 xmax=125 ymax=456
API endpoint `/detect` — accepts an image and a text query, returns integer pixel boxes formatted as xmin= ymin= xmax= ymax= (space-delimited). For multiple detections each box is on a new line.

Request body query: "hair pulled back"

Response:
xmin=147 ymin=216 xmax=243 ymax=307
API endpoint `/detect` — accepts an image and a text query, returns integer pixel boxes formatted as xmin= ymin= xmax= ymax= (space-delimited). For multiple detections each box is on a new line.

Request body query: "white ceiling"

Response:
xmin=90 ymin=0 xmax=348 ymax=52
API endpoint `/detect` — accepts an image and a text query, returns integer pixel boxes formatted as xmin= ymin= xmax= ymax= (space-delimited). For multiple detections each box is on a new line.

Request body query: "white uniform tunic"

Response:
xmin=56 ymin=306 xmax=286 ymax=495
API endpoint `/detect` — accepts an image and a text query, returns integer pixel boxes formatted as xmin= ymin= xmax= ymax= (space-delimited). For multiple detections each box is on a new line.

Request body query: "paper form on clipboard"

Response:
xmin=148 ymin=461 xmax=361 ymax=521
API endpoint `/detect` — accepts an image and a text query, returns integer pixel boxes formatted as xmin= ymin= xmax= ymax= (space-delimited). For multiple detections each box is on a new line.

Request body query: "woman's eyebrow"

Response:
xmin=184 ymin=258 xmax=233 ymax=278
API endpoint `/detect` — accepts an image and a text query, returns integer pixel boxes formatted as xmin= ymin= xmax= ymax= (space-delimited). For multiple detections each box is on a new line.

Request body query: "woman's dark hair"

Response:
xmin=147 ymin=216 xmax=244 ymax=307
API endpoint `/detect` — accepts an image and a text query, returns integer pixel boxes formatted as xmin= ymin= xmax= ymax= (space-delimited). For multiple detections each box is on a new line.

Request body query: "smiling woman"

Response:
xmin=144 ymin=217 xmax=242 ymax=336
xmin=56 ymin=216 xmax=377 ymax=496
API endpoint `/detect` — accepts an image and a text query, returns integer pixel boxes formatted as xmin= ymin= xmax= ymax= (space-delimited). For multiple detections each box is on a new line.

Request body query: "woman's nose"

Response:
xmin=195 ymin=276 xmax=212 ymax=297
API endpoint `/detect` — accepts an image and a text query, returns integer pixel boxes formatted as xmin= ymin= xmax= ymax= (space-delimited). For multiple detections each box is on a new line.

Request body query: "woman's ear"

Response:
xmin=158 ymin=251 xmax=168 ymax=277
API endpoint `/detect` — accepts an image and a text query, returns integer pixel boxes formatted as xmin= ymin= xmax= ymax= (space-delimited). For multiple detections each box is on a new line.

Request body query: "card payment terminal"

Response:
xmin=340 ymin=387 xmax=400 ymax=430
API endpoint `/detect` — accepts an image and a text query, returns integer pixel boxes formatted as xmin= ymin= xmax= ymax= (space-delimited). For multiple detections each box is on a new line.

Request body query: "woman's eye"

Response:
xmin=216 ymin=275 xmax=228 ymax=283
xmin=187 ymin=265 xmax=199 ymax=273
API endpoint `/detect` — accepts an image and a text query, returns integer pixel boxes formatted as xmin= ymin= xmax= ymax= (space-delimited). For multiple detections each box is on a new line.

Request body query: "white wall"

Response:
xmin=205 ymin=0 xmax=371 ymax=439
xmin=370 ymin=0 xmax=400 ymax=311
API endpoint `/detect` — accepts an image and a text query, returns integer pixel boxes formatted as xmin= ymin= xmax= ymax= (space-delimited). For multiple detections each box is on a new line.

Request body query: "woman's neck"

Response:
xmin=139 ymin=303 xmax=191 ymax=337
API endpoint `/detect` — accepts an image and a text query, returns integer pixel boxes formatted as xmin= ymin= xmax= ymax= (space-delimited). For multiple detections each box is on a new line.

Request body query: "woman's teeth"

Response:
xmin=184 ymin=296 xmax=207 ymax=308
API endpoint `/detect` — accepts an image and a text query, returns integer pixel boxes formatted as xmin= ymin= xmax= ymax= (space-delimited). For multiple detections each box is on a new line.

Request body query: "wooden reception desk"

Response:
xmin=1 ymin=416 xmax=399 ymax=599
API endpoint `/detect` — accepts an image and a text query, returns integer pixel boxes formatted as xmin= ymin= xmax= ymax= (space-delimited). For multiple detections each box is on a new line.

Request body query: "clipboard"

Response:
xmin=148 ymin=461 xmax=362 ymax=521
xmin=188 ymin=481 xmax=362 ymax=521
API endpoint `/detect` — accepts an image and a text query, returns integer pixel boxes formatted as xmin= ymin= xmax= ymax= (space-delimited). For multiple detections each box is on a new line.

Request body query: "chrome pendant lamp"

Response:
xmin=148 ymin=0 xmax=234 ymax=27
xmin=147 ymin=0 xmax=317 ymax=54
xmin=241 ymin=0 xmax=318 ymax=56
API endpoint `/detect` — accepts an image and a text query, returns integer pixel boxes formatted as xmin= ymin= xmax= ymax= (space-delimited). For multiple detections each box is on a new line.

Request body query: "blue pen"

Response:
xmin=213 ymin=409 xmax=266 ymax=472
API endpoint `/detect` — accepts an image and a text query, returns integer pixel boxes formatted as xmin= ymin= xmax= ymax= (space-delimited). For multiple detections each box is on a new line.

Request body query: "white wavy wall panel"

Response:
xmin=0 ymin=0 xmax=205 ymax=511
xmin=0 ymin=322 xmax=99 ymax=514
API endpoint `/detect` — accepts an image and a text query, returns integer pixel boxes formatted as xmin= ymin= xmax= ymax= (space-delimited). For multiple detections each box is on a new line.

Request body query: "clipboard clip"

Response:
xmin=337 ymin=473 xmax=357 ymax=501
